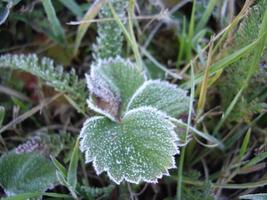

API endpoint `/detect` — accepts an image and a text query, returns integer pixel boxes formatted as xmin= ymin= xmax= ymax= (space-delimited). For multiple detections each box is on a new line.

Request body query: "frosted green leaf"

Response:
xmin=80 ymin=107 xmax=179 ymax=184
xmin=0 ymin=152 xmax=57 ymax=196
xmin=127 ymin=80 xmax=190 ymax=118
xmin=0 ymin=54 xmax=88 ymax=112
xmin=87 ymin=57 xmax=146 ymax=119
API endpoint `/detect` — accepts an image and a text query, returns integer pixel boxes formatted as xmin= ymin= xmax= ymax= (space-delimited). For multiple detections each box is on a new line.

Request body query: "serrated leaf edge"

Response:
xmin=126 ymin=80 xmax=188 ymax=113
xmin=79 ymin=107 xmax=179 ymax=184
xmin=86 ymin=56 xmax=147 ymax=121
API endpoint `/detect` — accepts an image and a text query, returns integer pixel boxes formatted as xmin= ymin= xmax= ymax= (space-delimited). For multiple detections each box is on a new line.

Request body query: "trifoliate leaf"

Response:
xmin=80 ymin=107 xmax=179 ymax=184
xmin=127 ymin=80 xmax=190 ymax=118
xmin=87 ymin=57 xmax=146 ymax=120
xmin=0 ymin=152 xmax=57 ymax=196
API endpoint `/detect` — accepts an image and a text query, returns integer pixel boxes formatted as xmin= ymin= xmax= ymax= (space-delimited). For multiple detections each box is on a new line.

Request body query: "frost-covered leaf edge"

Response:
xmin=79 ymin=107 xmax=179 ymax=184
xmin=0 ymin=152 xmax=57 ymax=196
xmin=126 ymin=79 xmax=190 ymax=117
xmin=85 ymin=56 xmax=147 ymax=121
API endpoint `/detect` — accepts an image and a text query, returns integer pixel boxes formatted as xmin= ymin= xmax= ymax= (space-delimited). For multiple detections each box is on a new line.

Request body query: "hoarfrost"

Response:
xmin=127 ymin=80 xmax=190 ymax=118
xmin=79 ymin=107 xmax=179 ymax=184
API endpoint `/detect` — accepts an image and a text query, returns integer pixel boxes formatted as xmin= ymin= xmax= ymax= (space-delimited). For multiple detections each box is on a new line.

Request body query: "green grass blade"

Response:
xmin=0 ymin=106 xmax=5 ymax=128
xmin=171 ymin=118 xmax=224 ymax=149
xmin=182 ymin=38 xmax=260 ymax=89
xmin=216 ymin=178 xmax=267 ymax=189
xmin=109 ymin=2 xmax=143 ymax=72
xmin=243 ymin=152 xmax=267 ymax=168
xmin=59 ymin=0 xmax=83 ymax=17
xmin=67 ymin=139 xmax=80 ymax=189
xmin=197 ymin=41 xmax=213 ymax=116
xmin=214 ymin=8 xmax=267 ymax=133
xmin=42 ymin=0 xmax=66 ymax=44
xmin=196 ymin=0 xmax=218 ymax=31
xmin=51 ymin=156 xmax=68 ymax=177
xmin=239 ymin=128 xmax=251 ymax=160
xmin=73 ymin=0 xmax=107 ymax=56
xmin=213 ymin=88 xmax=244 ymax=134
xmin=176 ymin=62 xmax=195 ymax=200
xmin=186 ymin=0 xmax=196 ymax=61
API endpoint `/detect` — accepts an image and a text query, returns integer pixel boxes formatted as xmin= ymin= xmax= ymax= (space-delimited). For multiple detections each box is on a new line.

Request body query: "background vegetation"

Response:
xmin=0 ymin=0 xmax=266 ymax=199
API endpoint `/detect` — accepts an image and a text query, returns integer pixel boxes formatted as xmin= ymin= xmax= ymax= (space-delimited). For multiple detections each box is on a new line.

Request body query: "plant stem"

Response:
xmin=176 ymin=62 xmax=195 ymax=200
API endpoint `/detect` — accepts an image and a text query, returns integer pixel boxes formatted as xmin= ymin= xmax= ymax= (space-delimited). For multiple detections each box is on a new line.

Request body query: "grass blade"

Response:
xmin=243 ymin=152 xmax=267 ymax=168
xmin=213 ymin=88 xmax=244 ymax=134
xmin=67 ymin=139 xmax=80 ymax=189
xmin=176 ymin=62 xmax=195 ymax=200
xmin=109 ymin=2 xmax=143 ymax=72
xmin=239 ymin=128 xmax=251 ymax=160
xmin=196 ymin=0 xmax=218 ymax=31
xmin=42 ymin=0 xmax=66 ymax=44
xmin=73 ymin=0 xmax=108 ymax=56
xmin=171 ymin=118 xmax=224 ymax=149
xmin=197 ymin=40 xmax=213 ymax=116
xmin=51 ymin=156 xmax=67 ymax=178
xmin=182 ymin=38 xmax=260 ymax=89
xmin=0 ymin=106 xmax=5 ymax=128
xmin=59 ymin=0 xmax=83 ymax=17
xmin=216 ymin=178 xmax=267 ymax=189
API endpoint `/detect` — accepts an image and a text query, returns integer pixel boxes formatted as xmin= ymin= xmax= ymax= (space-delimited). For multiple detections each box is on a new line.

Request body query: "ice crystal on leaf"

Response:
xmin=127 ymin=80 xmax=190 ymax=118
xmin=86 ymin=57 xmax=146 ymax=120
xmin=81 ymin=57 xmax=190 ymax=184
xmin=80 ymin=107 xmax=178 ymax=184
xmin=0 ymin=152 xmax=57 ymax=196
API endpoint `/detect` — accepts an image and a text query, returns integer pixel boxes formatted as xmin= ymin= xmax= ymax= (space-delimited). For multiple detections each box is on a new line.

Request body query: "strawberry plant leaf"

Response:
xmin=80 ymin=107 xmax=179 ymax=184
xmin=0 ymin=152 xmax=57 ymax=196
xmin=87 ymin=57 xmax=146 ymax=120
xmin=127 ymin=80 xmax=190 ymax=118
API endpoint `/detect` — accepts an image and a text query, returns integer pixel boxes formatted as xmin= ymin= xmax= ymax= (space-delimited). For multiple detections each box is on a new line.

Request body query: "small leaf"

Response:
xmin=127 ymin=80 xmax=190 ymax=118
xmin=0 ymin=152 xmax=57 ymax=196
xmin=239 ymin=128 xmax=251 ymax=160
xmin=239 ymin=193 xmax=267 ymax=200
xmin=87 ymin=57 xmax=146 ymax=120
xmin=80 ymin=107 xmax=179 ymax=184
